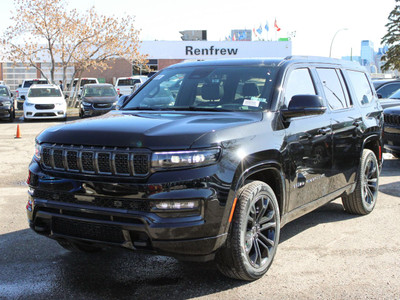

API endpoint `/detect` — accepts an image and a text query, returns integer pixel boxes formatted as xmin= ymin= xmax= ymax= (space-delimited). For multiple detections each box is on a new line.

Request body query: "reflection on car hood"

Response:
xmin=36 ymin=110 xmax=263 ymax=149
xmin=82 ymin=96 xmax=118 ymax=103
xmin=379 ymin=98 xmax=400 ymax=109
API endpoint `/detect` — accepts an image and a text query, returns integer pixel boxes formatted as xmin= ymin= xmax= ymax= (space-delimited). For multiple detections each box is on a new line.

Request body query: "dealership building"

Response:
xmin=0 ymin=40 xmax=292 ymax=92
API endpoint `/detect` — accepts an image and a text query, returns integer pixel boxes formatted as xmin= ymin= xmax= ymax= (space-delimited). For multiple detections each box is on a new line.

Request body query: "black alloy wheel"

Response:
xmin=342 ymin=149 xmax=379 ymax=215
xmin=216 ymin=181 xmax=280 ymax=281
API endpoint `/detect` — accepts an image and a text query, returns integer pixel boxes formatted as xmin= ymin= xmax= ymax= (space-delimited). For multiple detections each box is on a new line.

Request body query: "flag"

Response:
xmin=232 ymin=34 xmax=236 ymax=41
xmin=274 ymin=19 xmax=281 ymax=32
xmin=253 ymin=28 xmax=257 ymax=37
xmin=265 ymin=21 xmax=269 ymax=32
xmin=256 ymin=25 xmax=262 ymax=35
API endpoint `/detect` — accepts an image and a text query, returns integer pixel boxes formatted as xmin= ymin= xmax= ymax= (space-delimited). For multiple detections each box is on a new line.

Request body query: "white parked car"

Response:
xmin=114 ymin=76 xmax=147 ymax=96
xmin=23 ymin=84 xmax=67 ymax=121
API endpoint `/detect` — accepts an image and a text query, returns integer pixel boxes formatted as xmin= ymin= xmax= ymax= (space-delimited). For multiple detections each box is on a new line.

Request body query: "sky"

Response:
xmin=0 ymin=0 xmax=395 ymax=59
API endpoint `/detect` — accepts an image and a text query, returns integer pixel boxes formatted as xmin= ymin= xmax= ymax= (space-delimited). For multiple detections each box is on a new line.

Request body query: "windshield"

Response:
xmin=389 ymin=89 xmax=400 ymax=99
xmin=83 ymin=86 xmax=117 ymax=97
xmin=117 ymin=79 xmax=140 ymax=86
xmin=0 ymin=87 xmax=10 ymax=97
xmin=28 ymin=88 xmax=62 ymax=97
xmin=122 ymin=65 xmax=278 ymax=112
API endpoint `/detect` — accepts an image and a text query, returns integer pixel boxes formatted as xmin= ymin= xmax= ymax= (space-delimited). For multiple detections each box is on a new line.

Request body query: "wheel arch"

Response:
xmin=232 ymin=160 xmax=286 ymax=221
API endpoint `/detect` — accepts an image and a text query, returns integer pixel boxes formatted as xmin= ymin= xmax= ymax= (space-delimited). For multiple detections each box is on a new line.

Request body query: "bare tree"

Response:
xmin=2 ymin=0 xmax=148 ymax=105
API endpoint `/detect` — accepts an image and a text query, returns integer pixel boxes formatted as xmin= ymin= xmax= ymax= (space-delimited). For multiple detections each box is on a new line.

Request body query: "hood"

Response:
xmin=384 ymin=105 xmax=400 ymax=114
xmin=0 ymin=96 xmax=11 ymax=102
xmin=36 ymin=110 xmax=262 ymax=150
xmin=82 ymin=96 xmax=118 ymax=103
xmin=26 ymin=97 xmax=65 ymax=104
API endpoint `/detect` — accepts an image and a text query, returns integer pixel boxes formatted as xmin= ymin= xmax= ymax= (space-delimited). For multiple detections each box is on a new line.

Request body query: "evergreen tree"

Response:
xmin=382 ymin=0 xmax=400 ymax=71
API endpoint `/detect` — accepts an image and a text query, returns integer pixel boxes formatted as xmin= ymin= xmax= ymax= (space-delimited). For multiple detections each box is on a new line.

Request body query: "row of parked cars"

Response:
xmin=0 ymin=75 xmax=151 ymax=122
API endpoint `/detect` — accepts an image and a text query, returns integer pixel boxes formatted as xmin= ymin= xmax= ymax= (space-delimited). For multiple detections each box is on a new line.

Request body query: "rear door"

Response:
xmin=315 ymin=67 xmax=363 ymax=192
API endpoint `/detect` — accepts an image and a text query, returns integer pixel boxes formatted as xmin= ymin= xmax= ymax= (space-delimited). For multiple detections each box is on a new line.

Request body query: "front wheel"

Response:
xmin=216 ymin=181 xmax=280 ymax=281
xmin=342 ymin=149 xmax=379 ymax=215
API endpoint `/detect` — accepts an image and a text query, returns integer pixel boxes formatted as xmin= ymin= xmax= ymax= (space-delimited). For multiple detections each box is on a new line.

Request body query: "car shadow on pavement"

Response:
xmin=279 ymin=201 xmax=359 ymax=244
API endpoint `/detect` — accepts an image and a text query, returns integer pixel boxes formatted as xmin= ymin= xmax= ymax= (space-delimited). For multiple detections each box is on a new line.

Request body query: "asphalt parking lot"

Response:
xmin=0 ymin=113 xmax=399 ymax=299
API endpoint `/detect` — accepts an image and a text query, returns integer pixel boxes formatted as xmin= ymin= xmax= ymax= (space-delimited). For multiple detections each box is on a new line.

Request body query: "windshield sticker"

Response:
xmin=251 ymin=97 xmax=267 ymax=102
xmin=154 ymin=75 xmax=165 ymax=80
xmin=243 ymin=99 xmax=260 ymax=107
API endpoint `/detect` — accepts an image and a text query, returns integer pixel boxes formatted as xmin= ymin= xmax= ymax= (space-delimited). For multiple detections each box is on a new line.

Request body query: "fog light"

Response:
xmin=154 ymin=200 xmax=199 ymax=210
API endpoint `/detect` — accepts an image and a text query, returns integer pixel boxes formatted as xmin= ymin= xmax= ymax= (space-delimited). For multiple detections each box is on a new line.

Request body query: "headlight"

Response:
xmin=1 ymin=101 xmax=12 ymax=107
xmin=55 ymin=102 xmax=65 ymax=106
xmin=25 ymin=102 xmax=35 ymax=106
xmin=81 ymin=101 xmax=91 ymax=106
xmin=34 ymin=142 xmax=41 ymax=161
xmin=152 ymin=148 xmax=220 ymax=170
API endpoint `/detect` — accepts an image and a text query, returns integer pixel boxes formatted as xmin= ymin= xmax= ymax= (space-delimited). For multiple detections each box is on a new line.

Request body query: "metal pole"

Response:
xmin=329 ymin=28 xmax=348 ymax=58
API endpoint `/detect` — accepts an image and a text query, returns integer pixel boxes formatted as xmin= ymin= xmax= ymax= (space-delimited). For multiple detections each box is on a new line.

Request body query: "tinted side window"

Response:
xmin=284 ymin=68 xmax=316 ymax=106
xmin=347 ymin=71 xmax=374 ymax=105
xmin=376 ymin=83 xmax=400 ymax=98
xmin=317 ymin=68 xmax=349 ymax=110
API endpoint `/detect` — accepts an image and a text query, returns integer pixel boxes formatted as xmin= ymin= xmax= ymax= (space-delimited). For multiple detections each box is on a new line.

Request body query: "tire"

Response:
xmin=342 ymin=149 xmax=379 ymax=215
xmin=57 ymin=240 xmax=102 ymax=253
xmin=216 ymin=181 xmax=280 ymax=281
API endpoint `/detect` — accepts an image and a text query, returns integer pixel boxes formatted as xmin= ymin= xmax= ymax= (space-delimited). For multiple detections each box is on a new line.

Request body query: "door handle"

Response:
xmin=318 ymin=128 xmax=331 ymax=135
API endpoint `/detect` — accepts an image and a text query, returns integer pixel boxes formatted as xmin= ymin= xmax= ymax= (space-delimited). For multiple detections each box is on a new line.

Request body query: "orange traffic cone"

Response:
xmin=15 ymin=125 xmax=21 ymax=139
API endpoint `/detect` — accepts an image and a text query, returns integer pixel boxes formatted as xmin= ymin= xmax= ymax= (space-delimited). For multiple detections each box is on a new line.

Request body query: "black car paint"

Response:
xmin=27 ymin=58 xmax=383 ymax=261
xmin=0 ymin=86 xmax=15 ymax=121
xmin=383 ymin=106 xmax=400 ymax=157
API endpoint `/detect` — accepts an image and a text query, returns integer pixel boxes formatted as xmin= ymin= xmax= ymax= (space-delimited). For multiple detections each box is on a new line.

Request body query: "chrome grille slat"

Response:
xmin=41 ymin=144 xmax=150 ymax=177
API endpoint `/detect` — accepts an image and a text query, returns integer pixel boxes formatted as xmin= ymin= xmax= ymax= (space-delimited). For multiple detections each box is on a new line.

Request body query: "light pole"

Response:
xmin=329 ymin=28 xmax=348 ymax=58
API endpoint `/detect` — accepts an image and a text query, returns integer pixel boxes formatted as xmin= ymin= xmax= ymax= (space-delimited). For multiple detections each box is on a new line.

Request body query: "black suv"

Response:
xmin=27 ymin=57 xmax=383 ymax=281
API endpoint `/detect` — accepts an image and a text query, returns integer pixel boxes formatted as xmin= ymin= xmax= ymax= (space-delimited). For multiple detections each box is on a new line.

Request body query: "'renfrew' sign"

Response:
xmin=185 ymin=45 xmax=238 ymax=56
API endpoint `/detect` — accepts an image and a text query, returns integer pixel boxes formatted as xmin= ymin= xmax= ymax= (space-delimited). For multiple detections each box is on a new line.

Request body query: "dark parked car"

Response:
xmin=383 ymin=106 xmax=400 ymax=158
xmin=79 ymin=83 xmax=118 ymax=118
xmin=373 ymin=79 xmax=400 ymax=98
xmin=27 ymin=57 xmax=383 ymax=281
xmin=0 ymin=85 xmax=15 ymax=122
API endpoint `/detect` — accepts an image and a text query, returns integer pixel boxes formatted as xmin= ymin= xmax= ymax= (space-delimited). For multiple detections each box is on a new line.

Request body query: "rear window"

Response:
xmin=117 ymin=79 xmax=140 ymax=86
xmin=23 ymin=80 xmax=48 ymax=88
xmin=73 ymin=79 xmax=98 ymax=87
xmin=347 ymin=71 xmax=374 ymax=105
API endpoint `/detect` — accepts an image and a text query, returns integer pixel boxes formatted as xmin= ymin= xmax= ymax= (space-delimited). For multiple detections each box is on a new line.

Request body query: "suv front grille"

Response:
xmin=384 ymin=113 xmax=400 ymax=125
xmin=41 ymin=144 xmax=150 ymax=176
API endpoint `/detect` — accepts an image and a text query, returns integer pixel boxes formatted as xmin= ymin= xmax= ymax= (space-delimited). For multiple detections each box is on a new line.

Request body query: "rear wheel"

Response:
xmin=342 ymin=149 xmax=379 ymax=215
xmin=216 ymin=181 xmax=280 ymax=281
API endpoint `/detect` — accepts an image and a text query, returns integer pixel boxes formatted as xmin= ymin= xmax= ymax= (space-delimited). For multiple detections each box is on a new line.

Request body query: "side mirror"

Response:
xmin=377 ymin=93 xmax=383 ymax=99
xmin=281 ymin=95 xmax=326 ymax=119
xmin=20 ymin=95 xmax=26 ymax=100
xmin=10 ymin=92 xmax=13 ymax=97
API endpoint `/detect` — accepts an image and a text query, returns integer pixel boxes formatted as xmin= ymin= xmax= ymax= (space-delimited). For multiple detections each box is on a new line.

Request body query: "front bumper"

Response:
xmin=27 ymin=161 xmax=232 ymax=260
xmin=24 ymin=104 xmax=67 ymax=119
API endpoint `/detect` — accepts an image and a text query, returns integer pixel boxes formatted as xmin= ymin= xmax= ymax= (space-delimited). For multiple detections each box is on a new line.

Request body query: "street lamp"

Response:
xmin=329 ymin=28 xmax=348 ymax=58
